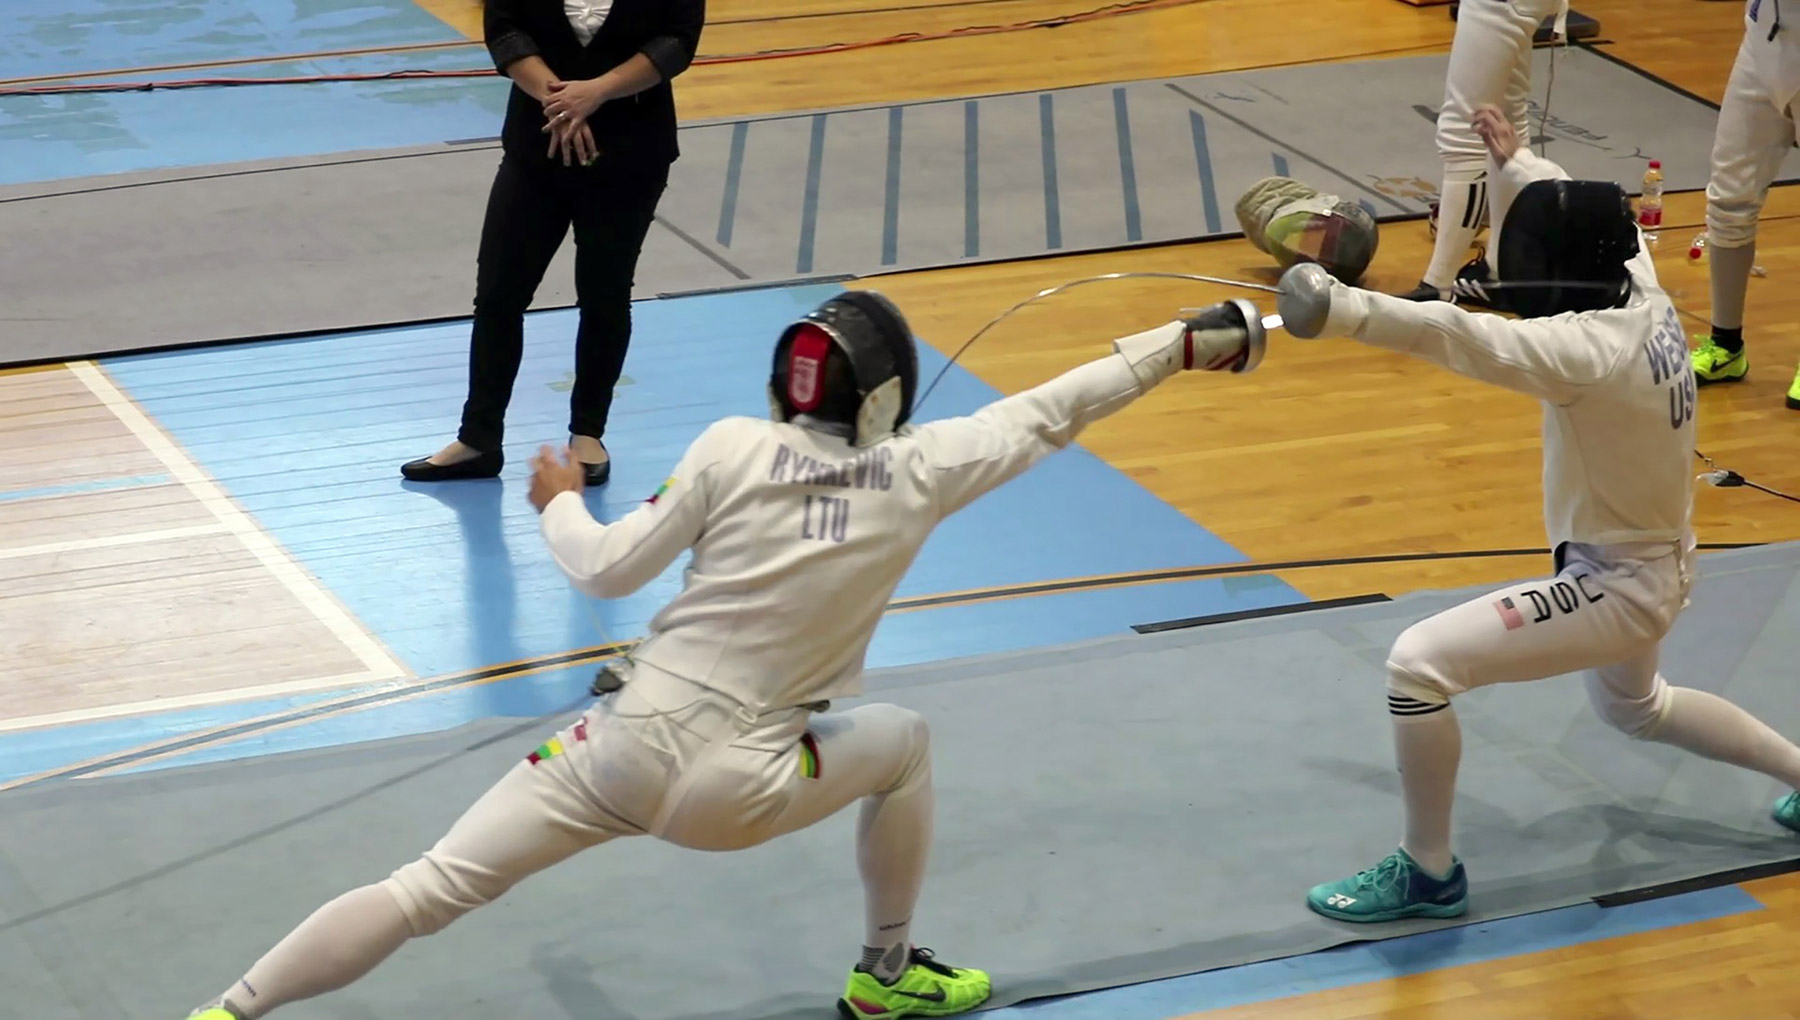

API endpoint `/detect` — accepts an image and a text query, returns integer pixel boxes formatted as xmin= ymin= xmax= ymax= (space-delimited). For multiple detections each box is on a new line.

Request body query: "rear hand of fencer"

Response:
xmin=1181 ymin=299 xmax=1265 ymax=373
xmin=1276 ymin=263 xmax=1335 ymax=339
xmin=1111 ymin=300 xmax=1263 ymax=389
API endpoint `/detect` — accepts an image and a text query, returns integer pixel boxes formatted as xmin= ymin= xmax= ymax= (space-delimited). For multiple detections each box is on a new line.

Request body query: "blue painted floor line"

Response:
xmin=0 ymin=473 xmax=170 ymax=503
xmin=986 ymin=886 xmax=1762 ymax=1019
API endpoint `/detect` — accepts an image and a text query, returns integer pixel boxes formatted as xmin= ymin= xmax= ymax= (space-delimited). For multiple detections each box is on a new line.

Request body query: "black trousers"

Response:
xmin=456 ymin=152 xmax=670 ymax=453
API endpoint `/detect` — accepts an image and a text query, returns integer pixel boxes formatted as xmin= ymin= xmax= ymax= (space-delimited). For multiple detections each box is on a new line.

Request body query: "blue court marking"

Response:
xmin=1 ymin=48 xmax=506 ymax=186
xmin=1113 ymin=87 xmax=1142 ymax=243
xmin=984 ymin=886 xmax=1762 ymax=1019
xmin=106 ymin=572 xmax=1297 ymax=776
xmin=796 ymin=114 xmax=828 ymax=275
xmin=0 ymin=0 xmax=463 ymax=82
xmin=964 ymin=100 xmax=980 ymax=258
xmin=0 ymin=473 xmax=170 ymax=503
xmin=0 ymin=689 xmax=350 ymax=785
xmin=718 ymin=120 xmax=749 ymax=247
xmin=1188 ymin=111 xmax=1221 ymax=235
xmin=98 ymin=282 xmax=1302 ymax=690
xmin=883 ymin=106 xmax=904 ymax=265
xmin=1040 ymin=93 xmax=1062 ymax=250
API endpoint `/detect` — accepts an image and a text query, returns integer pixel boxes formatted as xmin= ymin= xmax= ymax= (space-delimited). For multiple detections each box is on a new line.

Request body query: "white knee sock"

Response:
xmin=856 ymin=766 xmax=934 ymax=983
xmin=1708 ymin=242 xmax=1757 ymax=333
xmin=208 ymin=885 xmax=415 ymax=1018
xmin=1649 ymin=687 xmax=1800 ymax=790
xmin=1424 ymin=172 xmax=1487 ymax=291
xmin=1391 ymin=698 xmax=1462 ymax=877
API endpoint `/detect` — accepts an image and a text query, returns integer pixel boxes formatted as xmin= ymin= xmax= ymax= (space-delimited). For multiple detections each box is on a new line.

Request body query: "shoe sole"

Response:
xmin=1306 ymin=897 xmax=1468 ymax=924
xmin=835 ymin=990 xmax=992 ymax=1018
xmin=1693 ymin=372 xmax=1747 ymax=387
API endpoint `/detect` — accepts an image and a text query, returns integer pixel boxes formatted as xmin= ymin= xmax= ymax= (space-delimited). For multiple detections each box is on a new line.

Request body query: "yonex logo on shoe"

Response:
xmin=1325 ymin=894 xmax=1357 ymax=907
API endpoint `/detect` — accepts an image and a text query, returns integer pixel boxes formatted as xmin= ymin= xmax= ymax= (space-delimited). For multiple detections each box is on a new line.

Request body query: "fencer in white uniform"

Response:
xmin=1278 ymin=105 xmax=1800 ymax=923
xmin=1691 ymin=0 xmax=1800 ymax=403
xmin=1401 ymin=0 xmax=1570 ymax=304
xmin=185 ymin=290 xmax=1269 ymax=1018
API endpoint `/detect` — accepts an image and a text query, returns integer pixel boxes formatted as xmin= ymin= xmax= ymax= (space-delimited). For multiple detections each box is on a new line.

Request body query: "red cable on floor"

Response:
xmin=0 ymin=0 xmax=1203 ymax=98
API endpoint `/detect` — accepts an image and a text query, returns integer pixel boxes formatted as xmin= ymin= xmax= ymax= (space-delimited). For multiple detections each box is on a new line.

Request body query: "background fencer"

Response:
xmin=1401 ymin=0 xmax=1569 ymax=304
xmin=186 ymin=289 xmax=1268 ymax=1019
xmin=1690 ymin=0 xmax=1800 ymax=405
xmin=1278 ymin=105 xmax=1800 ymax=924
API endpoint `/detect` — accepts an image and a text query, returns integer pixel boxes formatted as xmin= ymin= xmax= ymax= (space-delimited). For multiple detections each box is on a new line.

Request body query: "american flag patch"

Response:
xmin=1494 ymin=597 xmax=1525 ymax=630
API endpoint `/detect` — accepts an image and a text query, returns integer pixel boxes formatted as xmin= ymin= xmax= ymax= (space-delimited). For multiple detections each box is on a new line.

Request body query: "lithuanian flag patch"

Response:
xmin=648 ymin=477 xmax=676 ymax=504
xmin=798 ymin=732 xmax=821 ymax=779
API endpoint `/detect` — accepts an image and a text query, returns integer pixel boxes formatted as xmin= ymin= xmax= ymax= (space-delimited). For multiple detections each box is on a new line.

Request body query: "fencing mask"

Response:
xmin=770 ymin=290 xmax=919 ymax=447
xmin=1495 ymin=178 xmax=1639 ymax=318
xmin=1235 ymin=176 xmax=1381 ymax=284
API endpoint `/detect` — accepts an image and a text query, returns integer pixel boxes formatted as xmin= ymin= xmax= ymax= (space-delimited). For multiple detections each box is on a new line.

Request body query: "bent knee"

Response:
xmin=1586 ymin=673 xmax=1671 ymax=739
xmin=850 ymin=703 xmax=932 ymax=792
xmin=383 ymin=852 xmax=509 ymax=936
xmin=1385 ymin=625 xmax=1460 ymax=705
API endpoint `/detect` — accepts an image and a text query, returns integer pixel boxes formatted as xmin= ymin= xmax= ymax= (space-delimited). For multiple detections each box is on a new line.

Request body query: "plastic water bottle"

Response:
xmin=1639 ymin=160 xmax=1663 ymax=247
xmin=1688 ymin=231 xmax=1708 ymax=265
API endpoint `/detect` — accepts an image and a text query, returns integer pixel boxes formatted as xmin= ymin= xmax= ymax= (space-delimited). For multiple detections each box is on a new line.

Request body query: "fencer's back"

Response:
xmin=629 ymin=417 xmax=942 ymax=713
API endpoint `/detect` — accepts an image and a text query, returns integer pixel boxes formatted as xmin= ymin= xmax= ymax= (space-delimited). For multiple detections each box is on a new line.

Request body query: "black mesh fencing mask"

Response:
xmin=770 ymin=290 xmax=919 ymax=447
xmin=1496 ymin=178 xmax=1639 ymax=319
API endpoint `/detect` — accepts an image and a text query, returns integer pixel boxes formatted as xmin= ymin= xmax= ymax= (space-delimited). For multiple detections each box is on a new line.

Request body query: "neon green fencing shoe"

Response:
xmin=1774 ymin=791 xmax=1800 ymax=832
xmin=1691 ymin=336 xmax=1748 ymax=385
xmin=1786 ymin=363 xmax=1800 ymax=410
xmin=837 ymin=947 xmax=991 ymax=1018
xmin=188 ymin=1010 xmax=239 ymax=1020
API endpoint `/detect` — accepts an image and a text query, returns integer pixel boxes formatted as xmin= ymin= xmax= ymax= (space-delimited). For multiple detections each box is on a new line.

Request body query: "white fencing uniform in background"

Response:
xmin=1707 ymin=0 xmax=1800 ymax=256
xmin=1418 ymin=0 xmax=1570 ymax=297
xmin=1694 ymin=0 xmax=1800 ymax=396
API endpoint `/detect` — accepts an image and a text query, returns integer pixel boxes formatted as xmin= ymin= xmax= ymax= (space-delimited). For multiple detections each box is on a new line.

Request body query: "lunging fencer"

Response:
xmin=186 ymin=290 xmax=1269 ymax=1018
xmin=1689 ymin=0 xmax=1800 ymax=404
xmin=1278 ymin=105 xmax=1800 ymax=923
xmin=1401 ymin=0 xmax=1569 ymax=304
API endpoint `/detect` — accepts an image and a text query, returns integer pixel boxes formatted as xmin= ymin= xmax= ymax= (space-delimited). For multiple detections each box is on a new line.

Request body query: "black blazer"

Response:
xmin=483 ymin=0 xmax=706 ymax=167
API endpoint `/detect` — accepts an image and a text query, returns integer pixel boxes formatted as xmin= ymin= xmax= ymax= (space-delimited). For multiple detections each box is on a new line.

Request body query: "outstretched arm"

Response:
xmin=1276 ymin=264 xmax=1625 ymax=404
xmin=534 ymin=423 xmax=726 ymax=598
xmin=914 ymin=301 xmax=1263 ymax=517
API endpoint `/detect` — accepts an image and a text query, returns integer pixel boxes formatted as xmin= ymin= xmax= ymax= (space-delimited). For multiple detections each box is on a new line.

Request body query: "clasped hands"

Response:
xmin=541 ymin=78 xmax=611 ymax=166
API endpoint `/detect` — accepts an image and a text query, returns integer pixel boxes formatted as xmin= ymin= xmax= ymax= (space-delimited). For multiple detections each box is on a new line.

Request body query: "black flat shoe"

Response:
xmin=400 ymin=449 xmax=503 ymax=482
xmin=573 ymin=437 xmax=611 ymax=486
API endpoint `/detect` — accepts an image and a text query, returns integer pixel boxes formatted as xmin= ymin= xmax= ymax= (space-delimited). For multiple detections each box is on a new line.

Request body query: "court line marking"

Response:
xmin=0 ymin=670 xmax=390 ymax=736
xmin=0 ymin=522 xmax=228 ymax=561
xmin=3 ymin=541 xmax=1774 ymax=789
xmin=64 ymin=360 xmax=410 ymax=685
xmin=0 ymin=646 xmax=628 ymax=792
xmin=0 ymin=473 xmax=174 ymax=505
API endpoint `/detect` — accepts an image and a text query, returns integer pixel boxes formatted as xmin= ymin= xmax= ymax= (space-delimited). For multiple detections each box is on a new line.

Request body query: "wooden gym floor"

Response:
xmin=5 ymin=0 xmax=1800 ymax=1015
